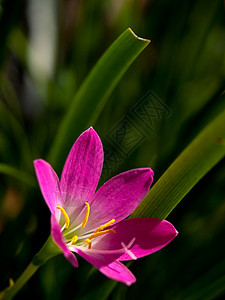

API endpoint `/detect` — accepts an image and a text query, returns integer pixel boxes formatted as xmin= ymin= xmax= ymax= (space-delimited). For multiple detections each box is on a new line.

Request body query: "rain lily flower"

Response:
xmin=34 ymin=127 xmax=178 ymax=285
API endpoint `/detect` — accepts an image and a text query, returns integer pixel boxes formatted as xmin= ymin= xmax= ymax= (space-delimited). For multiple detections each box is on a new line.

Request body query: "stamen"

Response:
xmin=94 ymin=219 xmax=115 ymax=233
xmin=71 ymin=235 xmax=78 ymax=245
xmin=56 ymin=206 xmax=70 ymax=228
xmin=89 ymin=229 xmax=116 ymax=240
xmin=83 ymin=229 xmax=116 ymax=249
xmin=83 ymin=238 xmax=92 ymax=249
xmin=81 ymin=202 xmax=90 ymax=228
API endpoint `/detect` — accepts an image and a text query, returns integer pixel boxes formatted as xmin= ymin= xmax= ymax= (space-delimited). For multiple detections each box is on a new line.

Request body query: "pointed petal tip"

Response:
xmin=81 ymin=127 xmax=102 ymax=143
xmin=145 ymin=167 xmax=154 ymax=177
xmin=163 ymin=220 xmax=178 ymax=238
xmin=33 ymin=158 xmax=50 ymax=169
xmin=33 ymin=158 xmax=42 ymax=166
xmin=137 ymin=167 xmax=154 ymax=177
xmin=85 ymin=126 xmax=97 ymax=135
xmin=140 ymin=167 xmax=154 ymax=189
xmin=149 ymin=168 xmax=154 ymax=177
xmin=168 ymin=221 xmax=179 ymax=236
xmin=125 ymin=277 xmax=136 ymax=286
xmin=65 ymin=252 xmax=79 ymax=268
xmin=169 ymin=225 xmax=179 ymax=240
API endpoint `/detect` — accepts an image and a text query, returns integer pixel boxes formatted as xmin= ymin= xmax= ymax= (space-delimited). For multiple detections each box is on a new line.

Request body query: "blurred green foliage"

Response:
xmin=0 ymin=0 xmax=225 ymax=299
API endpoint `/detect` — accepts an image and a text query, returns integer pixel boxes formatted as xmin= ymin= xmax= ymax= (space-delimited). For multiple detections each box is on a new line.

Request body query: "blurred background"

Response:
xmin=0 ymin=0 xmax=225 ymax=299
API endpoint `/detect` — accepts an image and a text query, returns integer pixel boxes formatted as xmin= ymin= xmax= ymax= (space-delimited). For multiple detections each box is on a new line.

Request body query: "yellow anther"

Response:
xmin=89 ymin=229 xmax=116 ymax=241
xmin=94 ymin=219 xmax=115 ymax=233
xmin=81 ymin=202 xmax=90 ymax=228
xmin=9 ymin=278 xmax=14 ymax=288
xmin=83 ymin=238 xmax=92 ymax=249
xmin=56 ymin=206 xmax=70 ymax=228
xmin=71 ymin=235 xmax=78 ymax=245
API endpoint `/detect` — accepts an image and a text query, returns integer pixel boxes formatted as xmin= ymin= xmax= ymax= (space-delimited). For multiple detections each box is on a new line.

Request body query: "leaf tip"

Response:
xmin=128 ymin=28 xmax=151 ymax=44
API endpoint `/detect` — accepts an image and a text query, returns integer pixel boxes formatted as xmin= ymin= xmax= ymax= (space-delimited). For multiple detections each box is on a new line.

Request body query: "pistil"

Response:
xmin=81 ymin=238 xmax=137 ymax=260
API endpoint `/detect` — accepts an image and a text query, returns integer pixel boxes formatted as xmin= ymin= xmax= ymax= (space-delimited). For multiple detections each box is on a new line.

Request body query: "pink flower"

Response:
xmin=34 ymin=127 xmax=178 ymax=285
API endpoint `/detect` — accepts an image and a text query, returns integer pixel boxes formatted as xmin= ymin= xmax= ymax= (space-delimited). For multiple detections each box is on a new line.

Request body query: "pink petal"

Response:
xmin=74 ymin=248 xmax=136 ymax=285
xmin=84 ymin=168 xmax=154 ymax=232
xmin=93 ymin=218 xmax=178 ymax=261
xmin=60 ymin=127 xmax=103 ymax=207
xmin=99 ymin=261 xmax=136 ymax=286
xmin=34 ymin=159 xmax=60 ymax=214
xmin=51 ymin=214 xmax=78 ymax=267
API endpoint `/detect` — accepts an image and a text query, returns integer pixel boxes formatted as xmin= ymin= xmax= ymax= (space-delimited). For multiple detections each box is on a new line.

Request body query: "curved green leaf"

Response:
xmin=132 ymin=108 xmax=225 ymax=219
xmin=0 ymin=163 xmax=35 ymax=187
xmin=48 ymin=28 xmax=150 ymax=172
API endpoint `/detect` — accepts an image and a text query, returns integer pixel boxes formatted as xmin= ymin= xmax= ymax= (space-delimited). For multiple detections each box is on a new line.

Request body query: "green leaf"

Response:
xmin=132 ymin=108 xmax=225 ymax=219
xmin=0 ymin=163 xmax=35 ymax=187
xmin=48 ymin=28 xmax=150 ymax=172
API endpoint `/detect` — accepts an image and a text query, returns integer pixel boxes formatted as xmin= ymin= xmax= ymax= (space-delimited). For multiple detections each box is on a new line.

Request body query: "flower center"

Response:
xmin=56 ymin=203 xmax=116 ymax=249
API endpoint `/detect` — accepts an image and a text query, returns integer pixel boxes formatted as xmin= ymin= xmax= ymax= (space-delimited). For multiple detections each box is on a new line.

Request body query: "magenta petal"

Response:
xmin=99 ymin=261 xmax=136 ymax=286
xmin=60 ymin=127 xmax=103 ymax=206
xmin=94 ymin=218 xmax=178 ymax=261
xmin=74 ymin=248 xmax=136 ymax=285
xmin=85 ymin=168 xmax=154 ymax=231
xmin=51 ymin=215 xmax=78 ymax=268
xmin=34 ymin=159 xmax=60 ymax=214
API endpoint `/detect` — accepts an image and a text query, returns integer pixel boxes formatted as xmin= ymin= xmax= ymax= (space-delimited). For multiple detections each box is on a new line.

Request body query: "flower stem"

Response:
xmin=1 ymin=236 xmax=61 ymax=299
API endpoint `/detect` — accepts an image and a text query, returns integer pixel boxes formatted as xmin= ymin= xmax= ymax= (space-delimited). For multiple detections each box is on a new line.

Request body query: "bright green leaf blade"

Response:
xmin=48 ymin=28 xmax=150 ymax=171
xmin=132 ymin=108 xmax=225 ymax=219
xmin=0 ymin=163 xmax=35 ymax=187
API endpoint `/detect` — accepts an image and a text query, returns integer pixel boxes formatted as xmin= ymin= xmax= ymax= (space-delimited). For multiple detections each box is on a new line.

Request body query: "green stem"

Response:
xmin=1 ymin=236 xmax=61 ymax=299
xmin=3 ymin=263 xmax=39 ymax=300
